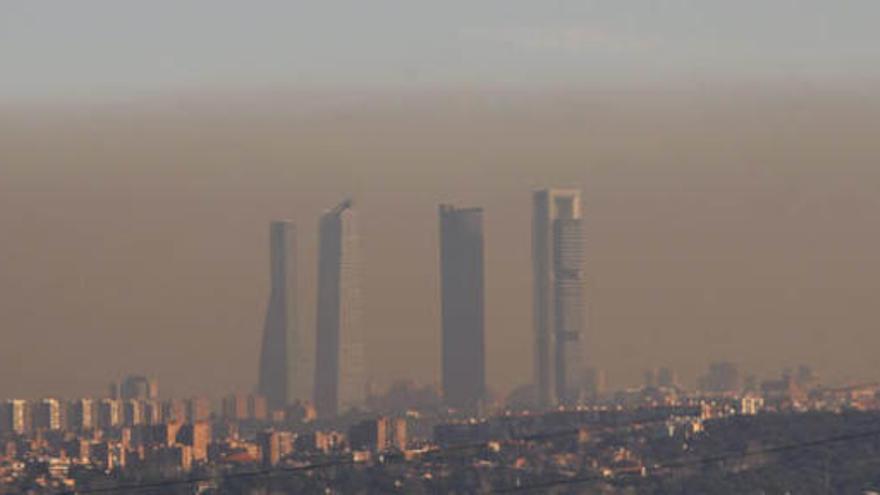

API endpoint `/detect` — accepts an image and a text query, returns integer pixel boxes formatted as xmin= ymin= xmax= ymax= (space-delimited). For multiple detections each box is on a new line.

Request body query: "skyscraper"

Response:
xmin=439 ymin=204 xmax=485 ymax=413
xmin=533 ymin=189 xmax=586 ymax=407
xmin=314 ymin=200 xmax=365 ymax=418
xmin=258 ymin=221 xmax=311 ymax=410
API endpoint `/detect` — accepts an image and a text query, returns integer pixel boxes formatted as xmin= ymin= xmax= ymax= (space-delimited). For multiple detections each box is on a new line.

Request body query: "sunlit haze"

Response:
xmin=3 ymin=4 xmax=880 ymax=492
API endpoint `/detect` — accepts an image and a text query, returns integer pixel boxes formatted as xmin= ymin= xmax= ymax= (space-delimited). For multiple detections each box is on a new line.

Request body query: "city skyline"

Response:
xmin=5 ymin=2 xmax=880 ymax=491
xmin=259 ymin=191 xmax=581 ymax=413
xmin=2 ymin=357 xmax=868 ymax=493
xmin=0 ymin=188 xmax=847 ymax=404
xmin=3 ymin=91 xmax=880 ymax=400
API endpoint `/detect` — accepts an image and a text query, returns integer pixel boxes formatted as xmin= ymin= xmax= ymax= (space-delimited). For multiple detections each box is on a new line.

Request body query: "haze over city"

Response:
xmin=7 ymin=2 xmax=880 ymax=493
xmin=3 ymin=88 xmax=880 ymax=401
xmin=4 ymin=1 xmax=880 ymax=403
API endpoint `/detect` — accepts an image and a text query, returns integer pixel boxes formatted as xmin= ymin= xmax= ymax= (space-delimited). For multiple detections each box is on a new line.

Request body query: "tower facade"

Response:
xmin=314 ymin=200 xmax=365 ymax=418
xmin=258 ymin=221 xmax=311 ymax=410
xmin=533 ymin=189 xmax=586 ymax=407
xmin=439 ymin=205 xmax=486 ymax=413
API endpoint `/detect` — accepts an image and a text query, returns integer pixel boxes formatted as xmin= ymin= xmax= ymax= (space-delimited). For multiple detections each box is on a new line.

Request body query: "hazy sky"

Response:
xmin=3 ymin=1 xmax=880 ymax=99
xmin=2 ymin=3 xmax=880 ymax=401
xmin=3 ymin=90 xmax=880 ymax=400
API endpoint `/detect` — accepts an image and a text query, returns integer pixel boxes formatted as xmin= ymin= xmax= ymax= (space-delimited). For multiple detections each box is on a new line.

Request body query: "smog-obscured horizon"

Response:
xmin=2 ymin=88 xmax=879 ymax=399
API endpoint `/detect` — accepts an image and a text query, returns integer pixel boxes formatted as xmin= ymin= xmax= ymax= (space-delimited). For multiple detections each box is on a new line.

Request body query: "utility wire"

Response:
xmin=491 ymin=427 xmax=880 ymax=493
xmin=59 ymin=423 xmax=880 ymax=494
xmin=58 ymin=458 xmax=355 ymax=494
xmin=57 ymin=425 xmax=606 ymax=494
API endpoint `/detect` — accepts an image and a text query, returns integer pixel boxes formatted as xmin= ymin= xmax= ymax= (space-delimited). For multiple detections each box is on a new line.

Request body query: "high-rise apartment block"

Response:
xmin=33 ymin=398 xmax=62 ymax=431
xmin=257 ymin=430 xmax=294 ymax=467
xmin=176 ymin=421 xmax=211 ymax=462
xmin=122 ymin=400 xmax=144 ymax=427
xmin=1 ymin=400 xmax=31 ymax=434
xmin=222 ymin=393 xmax=249 ymax=421
xmin=222 ymin=393 xmax=267 ymax=421
xmin=68 ymin=399 xmax=95 ymax=432
xmin=348 ymin=416 xmax=407 ymax=452
xmin=185 ymin=397 xmax=211 ymax=423
xmin=97 ymin=399 xmax=121 ymax=430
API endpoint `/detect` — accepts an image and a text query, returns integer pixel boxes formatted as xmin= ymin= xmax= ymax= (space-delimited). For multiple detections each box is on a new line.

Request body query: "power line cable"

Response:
xmin=59 ymin=421 xmax=880 ymax=494
xmin=491 ymin=427 xmax=880 ymax=493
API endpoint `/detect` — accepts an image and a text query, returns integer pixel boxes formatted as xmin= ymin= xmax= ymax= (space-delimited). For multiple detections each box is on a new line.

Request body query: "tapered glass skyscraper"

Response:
xmin=533 ymin=189 xmax=586 ymax=407
xmin=258 ymin=221 xmax=311 ymax=410
xmin=439 ymin=205 xmax=485 ymax=413
xmin=314 ymin=200 xmax=366 ymax=418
